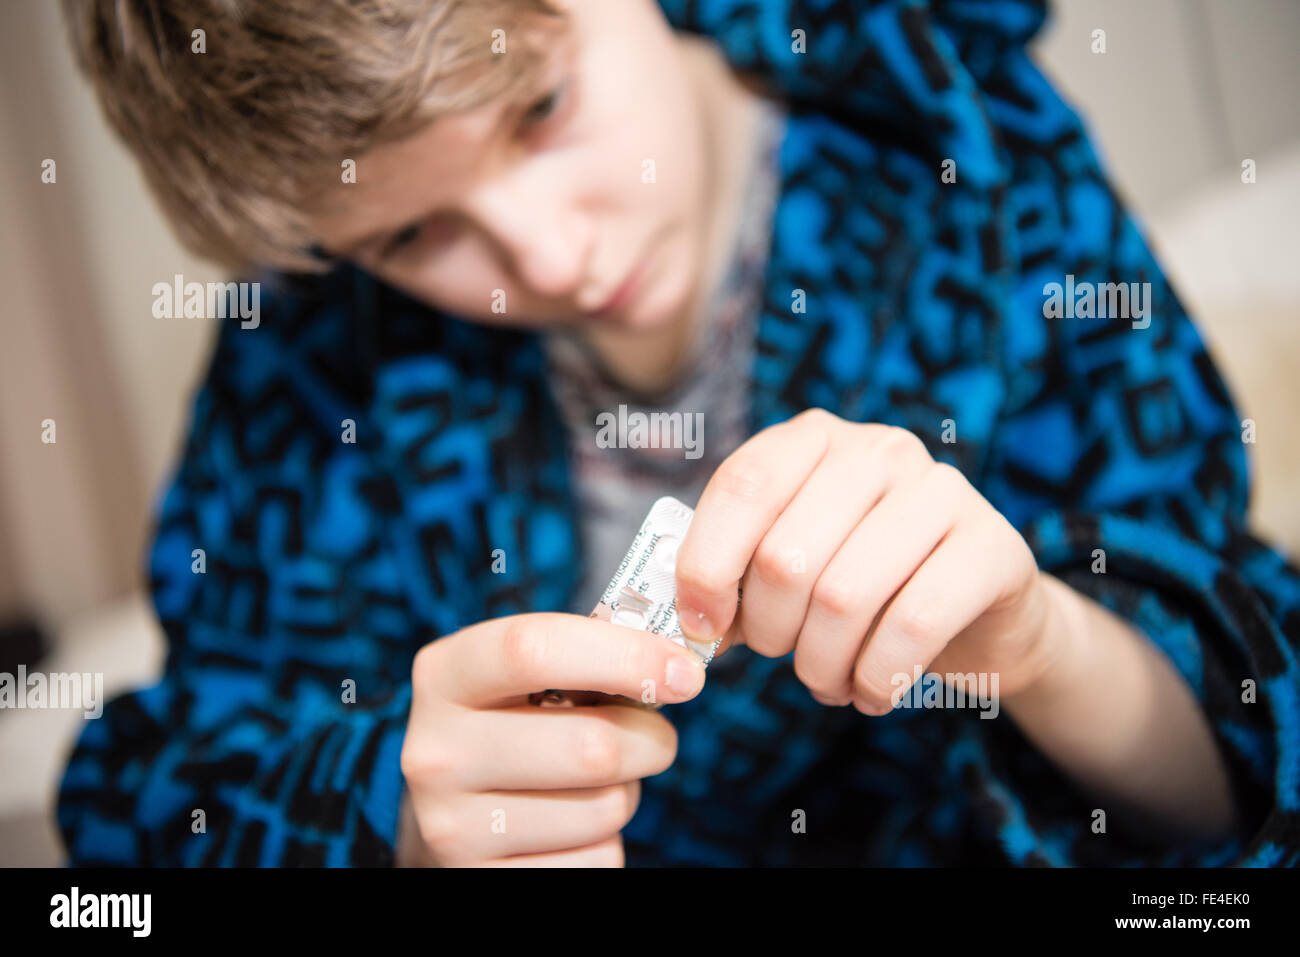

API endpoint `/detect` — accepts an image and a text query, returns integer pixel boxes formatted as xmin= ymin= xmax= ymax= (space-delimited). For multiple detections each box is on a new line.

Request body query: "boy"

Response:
xmin=58 ymin=0 xmax=1300 ymax=866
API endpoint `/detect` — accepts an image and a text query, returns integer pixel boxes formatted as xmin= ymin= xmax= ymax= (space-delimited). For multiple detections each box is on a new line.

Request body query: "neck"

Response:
xmin=576 ymin=37 xmax=766 ymax=396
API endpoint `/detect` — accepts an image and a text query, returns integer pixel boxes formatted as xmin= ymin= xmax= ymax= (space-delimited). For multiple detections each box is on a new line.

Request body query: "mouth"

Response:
xmin=584 ymin=252 xmax=652 ymax=318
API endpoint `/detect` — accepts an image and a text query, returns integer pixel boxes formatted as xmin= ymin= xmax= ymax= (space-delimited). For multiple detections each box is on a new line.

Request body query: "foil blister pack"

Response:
xmin=587 ymin=496 xmax=723 ymax=668
xmin=530 ymin=496 xmax=720 ymax=711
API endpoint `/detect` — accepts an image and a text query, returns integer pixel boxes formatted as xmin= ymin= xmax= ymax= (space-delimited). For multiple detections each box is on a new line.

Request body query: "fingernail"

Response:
xmin=666 ymin=656 xmax=706 ymax=698
xmin=678 ymin=604 xmax=715 ymax=643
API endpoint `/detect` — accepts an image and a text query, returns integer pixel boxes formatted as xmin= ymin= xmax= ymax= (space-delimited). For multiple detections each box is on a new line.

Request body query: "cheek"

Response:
xmin=582 ymin=41 xmax=701 ymax=206
xmin=638 ymin=91 xmax=708 ymax=215
xmin=658 ymin=232 xmax=698 ymax=314
xmin=382 ymin=256 xmax=570 ymax=330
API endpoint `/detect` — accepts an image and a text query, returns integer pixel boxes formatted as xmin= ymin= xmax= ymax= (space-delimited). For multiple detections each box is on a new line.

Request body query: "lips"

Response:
xmin=587 ymin=256 xmax=649 ymax=317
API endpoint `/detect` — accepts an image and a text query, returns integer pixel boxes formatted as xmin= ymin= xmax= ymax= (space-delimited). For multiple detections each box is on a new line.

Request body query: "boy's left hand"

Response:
xmin=674 ymin=408 xmax=1063 ymax=714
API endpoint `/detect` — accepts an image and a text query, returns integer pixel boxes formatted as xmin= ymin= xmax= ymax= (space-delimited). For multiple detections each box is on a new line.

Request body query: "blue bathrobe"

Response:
xmin=58 ymin=0 xmax=1300 ymax=866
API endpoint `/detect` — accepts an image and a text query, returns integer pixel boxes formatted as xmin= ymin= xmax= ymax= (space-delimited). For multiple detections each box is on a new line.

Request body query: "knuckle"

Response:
xmin=891 ymin=599 xmax=942 ymax=645
xmin=575 ymin=721 xmax=622 ymax=781
xmin=811 ymin=573 xmax=864 ymax=619
xmin=597 ymin=783 xmax=637 ymax=832
xmin=410 ymin=641 xmax=440 ymax=690
xmin=613 ymin=639 xmax=650 ymax=691
xmin=675 ymin=553 xmax=731 ymax=598
xmin=417 ymin=806 xmax=460 ymax=855
xmin=399 ymin=743 xmax=417 ymax=782
xmin=623 ymin=779 xmax=643 ymax=820
xmin=1011 ymin=538 xmax=1040 ymax=587
xmin=794 ymin=406 xmax=837 ymax=430
xmin=751 ymin=537 xmax=800 ymax=590
xmin=877 ymin=424 xmax=927 ymax=460
xmin=501 ymin=615 xmax=553 ymax=686
xmin=400 ymin=739 xmax=450 ymax=782
xmin=399 ymin=741 xmax=421 ymax=781
xmin=793 ymin=660 xmax=847 ymax=705
xmin=852 ymin=665 xmax=896 ymax=711
xmin=740 ymin=611 xmax=794 ymax=658
xmin=928 ymin=460 xmax=968 ymax=494
xmin=713 ymin=455 xmax=769 ymax=505
xmin=811 ymin=688 xmax=853 ymax=707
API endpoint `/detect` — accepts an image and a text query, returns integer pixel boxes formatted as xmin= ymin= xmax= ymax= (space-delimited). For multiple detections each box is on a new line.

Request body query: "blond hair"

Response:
xmin=62 ymin=0 xmax=567 ymax=273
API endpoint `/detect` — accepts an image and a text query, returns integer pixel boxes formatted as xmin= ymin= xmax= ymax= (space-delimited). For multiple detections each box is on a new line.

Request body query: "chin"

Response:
xmin=612 ymin=296 xmax=671 ymax=332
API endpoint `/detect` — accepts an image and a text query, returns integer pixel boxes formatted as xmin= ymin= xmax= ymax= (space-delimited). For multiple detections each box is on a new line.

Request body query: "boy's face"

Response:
xmin=312 ymin=0 xmax=712 ymax=334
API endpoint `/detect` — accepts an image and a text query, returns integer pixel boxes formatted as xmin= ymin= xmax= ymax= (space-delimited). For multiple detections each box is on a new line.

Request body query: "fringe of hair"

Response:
xmin=62 ymin=0 xmax=568 ymax=273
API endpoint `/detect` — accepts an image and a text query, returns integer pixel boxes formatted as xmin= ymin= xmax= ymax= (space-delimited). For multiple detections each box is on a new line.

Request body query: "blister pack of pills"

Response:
xmin=587 ymin=496 xmax=723 ymax=668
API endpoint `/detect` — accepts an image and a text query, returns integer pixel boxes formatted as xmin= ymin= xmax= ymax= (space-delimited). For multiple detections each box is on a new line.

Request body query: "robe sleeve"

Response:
xmin=57 ymin=276 xmax=413 ymax=866
xmin=660 ymin=0 xmax=1300 ymax=865
xmin=972 ymin=59 xmax=1300 ymax=865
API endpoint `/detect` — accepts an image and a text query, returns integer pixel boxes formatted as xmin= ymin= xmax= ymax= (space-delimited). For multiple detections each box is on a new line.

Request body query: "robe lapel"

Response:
xmin=353 ymin=274 xmax=584 ymax=639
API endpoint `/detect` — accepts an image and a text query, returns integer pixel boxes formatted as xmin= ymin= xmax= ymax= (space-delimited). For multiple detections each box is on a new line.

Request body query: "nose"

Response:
xmin=464 ymin=172 xmax=593 ymax=303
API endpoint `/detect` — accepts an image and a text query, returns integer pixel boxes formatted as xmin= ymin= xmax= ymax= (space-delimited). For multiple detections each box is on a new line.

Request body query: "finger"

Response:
xmin=794 ymin=462 xmax=967 ymax=704
xmin=709 ymin=616 xmax=745 ymax=658
xmin=736 ymin=435 xmax=924 ymax=657
xmin=443 ymin=612 xmax=707 ymax=707
xmin=485 ymin=835 xmax=625 ymax=867
xmin=429 ymin=782 xmax=640 ymax=863
xmin=850 ymin=513 xmax=1008 ymax=715
xmin=675 ymin=410 xmax=833 ymax=647
xmin=458 ymin=702 xmax=678 ymax=791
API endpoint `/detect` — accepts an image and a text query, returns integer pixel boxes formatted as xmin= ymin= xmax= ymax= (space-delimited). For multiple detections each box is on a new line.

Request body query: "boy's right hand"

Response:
xmin=397 ymin=612 xmax=707 ymax=867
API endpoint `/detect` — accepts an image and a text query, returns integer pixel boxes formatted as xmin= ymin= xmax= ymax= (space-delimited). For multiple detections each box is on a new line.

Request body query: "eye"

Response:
xmin=383 ymin=222 xmax=422 ymax=257
xmin=379 ymin=214 xmax=462 ymax=263
xmin=519 ymin=77 xmax=569 ymax=130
